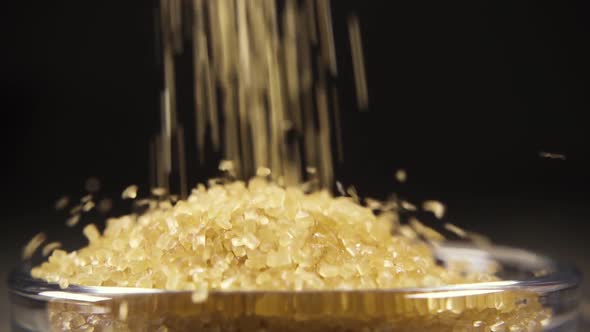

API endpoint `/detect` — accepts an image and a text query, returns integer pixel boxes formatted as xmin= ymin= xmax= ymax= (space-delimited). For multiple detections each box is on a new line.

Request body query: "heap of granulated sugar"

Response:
xmin=32 ymin=178 xmax=492 ymax=291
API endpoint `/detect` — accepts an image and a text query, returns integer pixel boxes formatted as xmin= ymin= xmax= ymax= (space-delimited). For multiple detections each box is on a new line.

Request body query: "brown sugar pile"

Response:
xmin=33 ymin=178 xmax=489 ymax=291
xmin=32 ymin=178 xmax=550 ymax=332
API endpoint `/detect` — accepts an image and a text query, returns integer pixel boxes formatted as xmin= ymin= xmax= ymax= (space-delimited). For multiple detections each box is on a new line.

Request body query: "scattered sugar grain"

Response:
xmin=151 ymin=187 xmax=167 ymax=197
xmin=401 ymin=201 xmax=417 ymax=211
xmin=42 ymin=242 xmax=62 ymax=257
xmin=22 ymin=232 xmax=46 ymax=260
xmin=191 ymin=289 xmax=209 ymax=303
xmin=423 ymin=200 xmax=445 ymax=219
xmin=70 ymin=205 xmax=82 ymax=215
xmin=256 ymin=167 xmax=271 ymax=177
xmin=55 ymin=196 xmax=69 ymax=210
xmin=118 ymin=301 xmax=128 ymax=321
xmin=66 ymin=214 xmax=81 ymax=227
xmin=219 ymin=160 xmax=234 ymax=172
xmin=97 ymin=198 xmax=113 ymax=213
xmin=82 ymin=201 xmax=95 ymax=212
xmin=58 ymin=278 xmax=69 ymax=289
xmin=395 ymin=169 xmax=407 ymax=183
xmin=445 ymin=223 xmax=467 ymax=238
xmin=83 ymin=224 xmax=100 ymax=243
xmin=122 ymin=185 xmax=139 ymax=199
xmin=336 ymin=181 xmax=346 ymax=196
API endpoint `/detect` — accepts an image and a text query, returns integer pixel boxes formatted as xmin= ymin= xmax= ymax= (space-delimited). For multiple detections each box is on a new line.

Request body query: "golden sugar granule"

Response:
xmin=66 ymin=214 xmax=81 ymax=227
xmin=82 ymin=201 xmax=95 ymax=212
xmin=135 ymin=199 xmax=152 ymax=207
xmin=54 ymin=196 xmax=69 ymax=210
xmin=395 ymin=169 xmax=407 ymax=183
xmin=42 ymin=241 xmax=62 ymax=257
xmin=219 ymin=160 xmax=235 ymax=172
xmin=539 ymin=151 xmax=566 ymax=160
xmin=409 ymin=218 xmax=444 ymax=242
xmin=346 ymin=186 xmax=359 ymax=202
xmin=58 ymin=278 xmax=69 ymax=289
xmin=191 ymin=290 xmax=209 ymax=303
xmin=444 ymin=223 xmax=467 ymax=238
xmin=365 ymin=198 xmax=382 ymax=210
xmin=97 ymin=198 xmax=113 ymax=213
xmin=336 ymin=181 xmax=346 ymax=195
xmin=118 ymin=301 xmax=128 ymax=321
xmin=399 ymin=225 xmax=418 ymax=240
xmin=22 ymin=232 xmax=46 ymax=260
xmin=122 ymin=185 xmax=139 ymax=199
xmin=490 ymin=321 xmax=506 ymax=331
xmin=70 ymin=204 xmax=83 ymax=215
xmin=151 ymin=187 xmax=167 ymax=197
xmin=401 ymin=200 xmax=417 ymax=211
xmin=83 ymin=224 xmax=100 ymax=243
xmin=422 ymin=200 xmax=445 ymax=219
xmin=256 ymin=167 xmax=271 ymax=177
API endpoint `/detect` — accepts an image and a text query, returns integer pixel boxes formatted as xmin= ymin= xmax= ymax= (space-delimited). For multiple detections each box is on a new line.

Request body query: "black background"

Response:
xmin=1 ymin=0 xmax=589 ymax=328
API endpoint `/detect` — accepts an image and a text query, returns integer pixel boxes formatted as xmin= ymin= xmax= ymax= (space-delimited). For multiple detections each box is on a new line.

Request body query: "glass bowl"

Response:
xmin=8 ymin=243 xmax=582 ymax=332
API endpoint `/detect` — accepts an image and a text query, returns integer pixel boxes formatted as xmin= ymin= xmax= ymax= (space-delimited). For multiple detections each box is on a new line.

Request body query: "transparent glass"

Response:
xmin=8 ymin=243 xmax=582 ymax=332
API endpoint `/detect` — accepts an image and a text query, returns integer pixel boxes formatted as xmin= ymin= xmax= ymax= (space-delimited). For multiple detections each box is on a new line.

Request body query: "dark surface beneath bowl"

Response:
xmin=1 ymin=194 xmax=589 ymax=331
